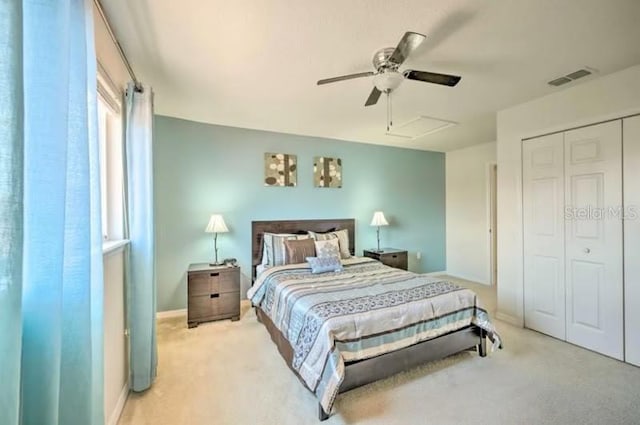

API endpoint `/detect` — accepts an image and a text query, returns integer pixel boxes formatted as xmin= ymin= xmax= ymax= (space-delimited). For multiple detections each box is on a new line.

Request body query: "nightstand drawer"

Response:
xmin=363 ymin=249 xmax=408 ymax=270
xmin=218 ymin=272 xmax=239 ymax=293
xmin=188 ymin=270 xmax=238 ymax=296
xmin=188 ymin=294 xmax=219 ymax=319
xmin=219 ymin=292 xmax=240 ymax=315
xmin=384 ymin=253 xmax=407 ymax=269
xmin=188 ymin=292 xmax=238 ymax=322
xmin=188 ymin=273 xmax=212 ymax=296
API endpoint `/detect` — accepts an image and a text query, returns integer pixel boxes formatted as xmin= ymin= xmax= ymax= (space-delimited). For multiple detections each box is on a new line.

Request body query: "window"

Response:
xmin=97 ymin=71 xmax=124 ymax=244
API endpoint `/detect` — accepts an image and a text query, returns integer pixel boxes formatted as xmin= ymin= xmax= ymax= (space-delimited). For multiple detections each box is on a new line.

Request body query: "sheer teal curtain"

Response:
xmin=0 ymin=0 xmax=104 ymax=424
xmin=124 ymin=83 xmax=158 ymax=391
xmin=0 ymin=1 xmax=24 ymax=424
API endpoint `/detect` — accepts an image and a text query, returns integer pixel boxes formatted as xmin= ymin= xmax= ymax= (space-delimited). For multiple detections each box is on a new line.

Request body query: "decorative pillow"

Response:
xmin=308 ymin=230 xmax=337 ymax=242
xmin=331 ymin=229 xmax=351 ymax=259
xmin=309 ymin=229 xmax=351 ymax=259
xmin=262 ymin=233 xmax=310 ymax=266
xmin=306 ymin=227 xmax=336 ymax=236
xmin=306 ymin=255 xmax=343 ymax=274
xmin=284 ymin=238 xmax=316 ymax=265
xmin=314 ymin=238 xmax=341 ymax=259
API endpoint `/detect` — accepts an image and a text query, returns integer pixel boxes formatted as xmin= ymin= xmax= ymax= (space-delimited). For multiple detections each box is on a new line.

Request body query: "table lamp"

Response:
xmin=370 ymin=211 xmax=389 ymax=253
xmin=205 ymin=214 xmax=229 ymax=265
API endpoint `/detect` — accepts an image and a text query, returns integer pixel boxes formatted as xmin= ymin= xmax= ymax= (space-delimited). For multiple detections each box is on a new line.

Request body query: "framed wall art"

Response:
xmin=264 ymin=153 xmax=297 ymax=187
xmin=313 ymin=156 xmax=342 ymax=188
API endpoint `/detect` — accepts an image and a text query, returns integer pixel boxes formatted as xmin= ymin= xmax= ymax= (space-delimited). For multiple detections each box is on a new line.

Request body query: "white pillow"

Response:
xmin=314 ymin=238 xmax=341 ymax=259
xmin=308 ymin=229 xmax=351 ymax=259
xmin=331 ymin=229 xmax=351 ymax=259
xmin=262 ymin=233 xmax=309 ymax=266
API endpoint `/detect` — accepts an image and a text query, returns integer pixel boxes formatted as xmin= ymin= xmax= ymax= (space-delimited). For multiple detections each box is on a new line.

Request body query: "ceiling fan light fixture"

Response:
xmin=373 ymin=71 xmax=404 ymax=92
xmin=316 ymin=31 xmax=460 ymax=111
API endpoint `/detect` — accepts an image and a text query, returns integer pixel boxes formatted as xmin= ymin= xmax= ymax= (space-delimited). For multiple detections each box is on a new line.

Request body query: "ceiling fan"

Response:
xmin=317 ymin=31 xmax=461 ymax=130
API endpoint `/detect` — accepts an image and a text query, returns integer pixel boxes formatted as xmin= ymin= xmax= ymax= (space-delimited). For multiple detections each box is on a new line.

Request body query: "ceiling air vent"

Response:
xmin=386 ymin=116 xmax=457 ymax=139
xmin=566 ymin=69 xmax=592 ymax=80
xmin=548 ymin=76 xmax=572 ymax=87
xmin=548 ymin=67 xmax=595 ymax=87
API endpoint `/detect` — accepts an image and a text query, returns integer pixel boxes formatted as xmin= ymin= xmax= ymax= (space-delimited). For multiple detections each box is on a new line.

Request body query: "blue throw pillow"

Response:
xmin=306 ymin=256 xmax=343 ymax=274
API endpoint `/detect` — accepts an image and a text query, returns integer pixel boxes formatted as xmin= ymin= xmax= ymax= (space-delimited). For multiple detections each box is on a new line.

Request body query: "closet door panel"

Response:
xmin=570 ymin=260 xmax=603 ymax=329
xmin=624 ymin=115 xmax=640 ymax=366
xmin=564 ymin=120 xmax=623 ymax=360
xmin=523 ymin=133 xmax=565 ymax=339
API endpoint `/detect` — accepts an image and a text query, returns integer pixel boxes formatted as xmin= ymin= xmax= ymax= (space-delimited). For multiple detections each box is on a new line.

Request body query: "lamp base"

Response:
xmin=209 ymin=261 xmax=224 ymax=267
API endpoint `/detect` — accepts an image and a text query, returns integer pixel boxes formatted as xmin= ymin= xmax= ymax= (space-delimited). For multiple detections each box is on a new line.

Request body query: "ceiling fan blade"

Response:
xmin=364 ymin=87 xmax=382 ymax=106
xmin=389 ymin=31 xmax=426 ymax=66
xmin=403 ymin=69 xmax=461 ymax=86
xmin=317 ymin=71 xmax=375 ymax=85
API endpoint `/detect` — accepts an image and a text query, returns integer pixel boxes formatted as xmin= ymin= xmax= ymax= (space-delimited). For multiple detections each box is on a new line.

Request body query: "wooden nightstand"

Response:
xmin=187 ymin=263 xmax=240 ymax=328
xmin=363 ymin=248 xmax=408 ymax=270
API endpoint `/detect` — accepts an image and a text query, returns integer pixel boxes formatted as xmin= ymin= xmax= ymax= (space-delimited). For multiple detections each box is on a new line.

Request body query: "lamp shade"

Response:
xmin=370 ymin=211 xmax=389 ymax=227
xmin=205 ymin=214 xmax=229 ymax=233
xmin=373 ymin=71 xmax=404 ymax=92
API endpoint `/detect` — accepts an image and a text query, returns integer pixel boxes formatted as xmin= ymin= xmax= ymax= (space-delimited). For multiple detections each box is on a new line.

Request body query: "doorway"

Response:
xmin=488 ymin=163 xmax=498 ymax=286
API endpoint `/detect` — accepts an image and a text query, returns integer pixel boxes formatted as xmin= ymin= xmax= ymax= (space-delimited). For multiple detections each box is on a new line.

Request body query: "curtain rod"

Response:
xmin=93 ymin=0 xmax=142 ymax=91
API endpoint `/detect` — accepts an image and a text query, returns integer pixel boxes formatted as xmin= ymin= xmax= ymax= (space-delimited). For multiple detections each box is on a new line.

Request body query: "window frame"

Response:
xmin=97 ymin=68 xmax=125 ymax=249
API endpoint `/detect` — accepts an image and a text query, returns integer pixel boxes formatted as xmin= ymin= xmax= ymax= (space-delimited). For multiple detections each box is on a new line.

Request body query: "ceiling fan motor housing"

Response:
xmin=372 ymin=47 xmax=404 ymax=92
xmin=372 ymin=47 xmax=399 ymax=71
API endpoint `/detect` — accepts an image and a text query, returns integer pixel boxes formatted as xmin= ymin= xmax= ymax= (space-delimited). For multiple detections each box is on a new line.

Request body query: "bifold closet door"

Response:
xmin=564 ymin=121 xmax=623 ymax=360
xmin=624 ymin=115 xmax=640 ymax=366
xmin=523 ymin=133 xmax=566 ymax=340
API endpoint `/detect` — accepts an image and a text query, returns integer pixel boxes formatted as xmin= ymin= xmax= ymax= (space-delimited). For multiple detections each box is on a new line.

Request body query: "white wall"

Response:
xmin=496 ymin=64 xmax=640 ymax=326
xmin=446 ymin=141 xmax=496 ymax=284
xmin=93 ymin=5 xmax=130 ymax=91
xmin=623 ymin=115 xmax=640 ymax=367
xmin=94 ymin=4 xmax=131 ymax=424
xmin=103 ymin=251 xmax=129 ymax=425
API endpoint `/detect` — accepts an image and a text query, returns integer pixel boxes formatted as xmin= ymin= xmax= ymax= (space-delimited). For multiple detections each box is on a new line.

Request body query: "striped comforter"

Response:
xmin=247 ymin=257 xmax=501 ymax=413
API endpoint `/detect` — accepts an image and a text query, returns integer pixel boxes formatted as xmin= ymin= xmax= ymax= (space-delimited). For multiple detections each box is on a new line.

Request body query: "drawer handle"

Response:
xmin=210 ymin=273 xmax=219 ymax=277
xmin=210 ymin=293 xmax=219 ymax=299
xmin=391 ymin=255 xmax=397 ymax=258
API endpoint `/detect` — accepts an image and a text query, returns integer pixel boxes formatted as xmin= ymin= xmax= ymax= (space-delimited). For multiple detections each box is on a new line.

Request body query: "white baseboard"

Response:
xmin=424 ymin=270 xmax=447 ymax=276
xmin=156 ymin=308 xmax=187 ymax=319
xmin=495 ymin=310 xmax=523 ymax=327
xmin=107 ymin=382 xmax=129 ymax=425
xmin=445 ymin=272 xmax=490 ymax=285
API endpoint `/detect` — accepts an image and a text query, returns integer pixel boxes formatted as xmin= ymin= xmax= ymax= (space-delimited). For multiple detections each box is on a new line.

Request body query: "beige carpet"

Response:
xmin=118 ymin=276 xmax=640 ymax=425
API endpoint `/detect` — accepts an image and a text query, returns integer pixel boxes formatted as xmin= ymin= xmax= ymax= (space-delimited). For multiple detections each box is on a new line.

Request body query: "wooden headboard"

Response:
xmin=251 ymin=218 xmax=356 ymax=280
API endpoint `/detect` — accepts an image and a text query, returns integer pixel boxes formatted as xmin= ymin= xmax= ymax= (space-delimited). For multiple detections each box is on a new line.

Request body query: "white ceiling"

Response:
xmin=103 ymin=0 xmax=640 ymax=152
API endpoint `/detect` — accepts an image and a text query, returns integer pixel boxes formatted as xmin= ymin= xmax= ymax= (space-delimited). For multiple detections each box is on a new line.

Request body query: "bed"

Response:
xmin=249 ymin=219 xmax=501 ymax=420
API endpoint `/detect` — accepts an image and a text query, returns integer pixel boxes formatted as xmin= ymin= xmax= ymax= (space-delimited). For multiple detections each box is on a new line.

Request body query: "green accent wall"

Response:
xmin=154 ymin=115 xmax=446 ymax=312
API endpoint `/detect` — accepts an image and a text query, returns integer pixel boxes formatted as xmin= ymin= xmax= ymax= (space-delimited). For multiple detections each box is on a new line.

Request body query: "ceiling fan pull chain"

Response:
xmin=386 ymin=90 xmax=390 ymax=131
xmin=389 ymin=91 xmax=393 ymax=128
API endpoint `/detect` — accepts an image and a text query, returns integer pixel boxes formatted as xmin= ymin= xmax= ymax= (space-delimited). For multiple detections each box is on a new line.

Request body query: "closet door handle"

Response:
xmin=584 ymin=248 xmax=591 ymax=254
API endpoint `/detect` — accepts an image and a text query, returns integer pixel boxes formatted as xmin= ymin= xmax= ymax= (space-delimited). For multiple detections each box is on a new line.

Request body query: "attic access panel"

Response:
xmin=386 ymin=115 xmax=458 ymax=139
